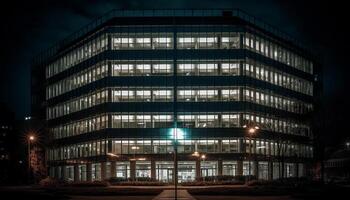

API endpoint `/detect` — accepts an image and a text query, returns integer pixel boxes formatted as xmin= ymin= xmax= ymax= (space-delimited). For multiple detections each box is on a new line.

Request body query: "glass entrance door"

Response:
xmin=156 ymin=162 xmax=173 ymax=182
xmin=222 ymin=161 xmax=237 ymax=176
xmin=178 ymin=161 xmax=196 ymax=182
xmin=201 ymin=161 xmax=218 ymax=178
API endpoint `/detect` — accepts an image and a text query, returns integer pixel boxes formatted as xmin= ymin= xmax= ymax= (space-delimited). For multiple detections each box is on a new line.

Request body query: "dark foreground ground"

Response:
xmin=1 ymin=184 xmax=349 ymax=200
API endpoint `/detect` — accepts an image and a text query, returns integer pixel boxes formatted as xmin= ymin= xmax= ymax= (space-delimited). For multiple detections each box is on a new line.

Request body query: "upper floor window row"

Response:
xmin=47 ymin=138 xmax=313 ymax=161
xmin=46 ymin=62 xmax=108 ymax=100
xmin=177 ymin=62 xmax=240 ymax=76
xmin=47 ymin=85 xmax=312 ymax=120
xmin=244 ymin=33 xmax=313 ymax=74
xmin=112 ymin=61 xmax=241 ymax=77
xmin=47 ymin=89 xmax=108 ymax=120
xmin=112 ymin=61 xmax=173 ymax=76
xmin=244 ymin=60 xmax=313 ymax=96
xmin=177 ymin=32 xmax=240 ymax=49
xmin=46 ymin=60 xmax=312 ymax=101
xmin=112 ymin=33 xmax=173 ymax=49
xmin=45 ymin=32 xmax=313 ymax=80
xmin=46 ymin=34 xmax=108 ymax=78
xmin=50 ymin=112 xmax=310 ymax=140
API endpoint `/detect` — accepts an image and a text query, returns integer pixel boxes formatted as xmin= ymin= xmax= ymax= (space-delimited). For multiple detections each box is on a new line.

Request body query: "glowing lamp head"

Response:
xmin=107 ymin=153 xmax=119 ymax=157
xmin=192 ymin=151 xmax=199 ymax=157
xmin=248 ymin=128 xmax=256 ymax=134
xmin=168 ymin=128 xmax=186 ymax=140
xmin=201 ymin=154 xmax=206 ymax=159
xmin=29 ymin=135 xmax=35 ymax=141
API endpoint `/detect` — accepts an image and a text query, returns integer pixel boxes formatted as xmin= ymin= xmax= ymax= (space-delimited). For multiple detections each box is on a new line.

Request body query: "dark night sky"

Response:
xmin=0 ymin=0 xmax=348 ymax=146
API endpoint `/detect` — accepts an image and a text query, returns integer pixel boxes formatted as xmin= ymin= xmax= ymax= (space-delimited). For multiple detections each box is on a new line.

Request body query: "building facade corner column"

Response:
xmin=195 ymin=159 xmax=201 ymax=179
xmin=151 ymin=160 xmax=156 ymax=180
xmin=268 ymin=161 xmax=273 ymax=180
xmin=130 ymin=160 xmax=136 ymax=181
xmin=101 ymin=162 xmax=107 ymax=180
xmin=237 ymin=160 xmax=243 ymax=176
xmin=218 ymin=159 xmax=223 ymax=176
xmin=61 ymin=165 xmax=66 ymax=181
xmin=74 ymin=164 xmax=79 ymax=182
xmin=110 ymin=161 xmax=116 ymax=178
xmin=86 ymin=163 xmax=92 ymax=182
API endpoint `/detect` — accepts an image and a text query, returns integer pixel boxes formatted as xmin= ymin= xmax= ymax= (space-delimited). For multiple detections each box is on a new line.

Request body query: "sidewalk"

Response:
xmin=109 ymin=184 xmax=247 ymax=189
xmin=153 ymin=190 xmax=196 ymax=200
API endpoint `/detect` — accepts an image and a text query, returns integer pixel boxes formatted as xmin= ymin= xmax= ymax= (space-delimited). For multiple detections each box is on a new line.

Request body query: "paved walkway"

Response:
xmin=153 ymin=190 xmax=196 ymax=200
xmin=109 ymin=184 xmax=247 ymax=189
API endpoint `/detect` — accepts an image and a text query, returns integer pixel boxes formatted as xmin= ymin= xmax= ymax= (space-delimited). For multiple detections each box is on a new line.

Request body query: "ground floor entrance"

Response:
xmin=50 ymin=160 xmax=306 ymax=183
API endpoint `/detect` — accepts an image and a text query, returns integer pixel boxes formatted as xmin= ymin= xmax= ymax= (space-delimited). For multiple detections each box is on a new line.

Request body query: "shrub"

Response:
xmin=107 ymin=177 xmax=168 ymax=186
xmin=247 ymin=180 xmax=270 ymax=186
xmin=181 ymin=180 xmax=244 ymax=186
xmin=39 ymin=177 xmax=66 ymax=187
xmin=194 ymin=175 xmax=256 ymax=183
xmin=215 ymin=175 xmax=236 ymax=181
xmin=131 ymin=177 xmax=157 ymax=182
xmin=68 ymin=181 xmax=110 ymax=187
xmin=113 ymin=181 xmax=168 ymax=186
xmin=107 ymin=177 xmax=128 ymax=184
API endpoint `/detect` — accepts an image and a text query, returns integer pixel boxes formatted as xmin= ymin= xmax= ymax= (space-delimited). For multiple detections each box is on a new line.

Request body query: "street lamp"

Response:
xmin=191 ymin=151 xmax=199 ymax=157
xmin=243 ymin=124 xmax=259 ymax=183
xmin=169 ymin=128 xmax=186 ymax=200
xmin=27 ymin=134 xmax=35 ymax=183
xmin=131 ymin=146 xmax=140 ymax=160
xmin=191 ymin=152 xmax=206 ymax=182
xmin=201 ymin=154 xmax=206 ymax=181
xmin=130 ymin=146 xmax=140 ymax=181
xmin=107 ymin=153 xmax=119 ymax=158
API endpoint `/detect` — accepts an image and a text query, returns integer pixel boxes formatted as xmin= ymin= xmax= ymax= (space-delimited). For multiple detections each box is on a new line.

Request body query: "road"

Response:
xmin=70 ymin=196 xmax=155 ymax=200
xmin=69 ymin=195 xmax=298 ymax=200
xmin=194 ymin=196 xmax=297 ymax=200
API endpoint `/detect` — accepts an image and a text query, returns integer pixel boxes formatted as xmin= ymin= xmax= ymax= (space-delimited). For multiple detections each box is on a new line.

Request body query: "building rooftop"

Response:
xmin=32 ymin=8 xmax=313 ymax=66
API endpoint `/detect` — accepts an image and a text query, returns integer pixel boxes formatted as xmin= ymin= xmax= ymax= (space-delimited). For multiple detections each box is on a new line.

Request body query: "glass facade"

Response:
xmin=47 ymin=138 xmax=313 ymax=161
xmin=46 ymin=35 xmax=108 ymax=78
xmin=244 ymin=33 xmax=313 ymax=74
xmin=37 ymin=10 xmax=316 ymax=182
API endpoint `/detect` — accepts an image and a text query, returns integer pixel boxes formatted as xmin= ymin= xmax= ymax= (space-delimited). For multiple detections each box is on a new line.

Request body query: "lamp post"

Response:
xmin=243 ymin=124 xmax=259 ymax=183
xmin=191 ymin=152 xmax=206 ymax=182
xmin=201 ymin=154 xmax=206 ymax=182
xmin=28 ymin=135 xmax=35 ymax=183
xmin=131 ymin=146 xmax=140 ymax=181
xmin=131 ymin=146 xmax=140 ymax=161
xmin=169 ymin=128 xmax=185 ymax=200
xmin=173 ymin=128 xmax=179 ymax=200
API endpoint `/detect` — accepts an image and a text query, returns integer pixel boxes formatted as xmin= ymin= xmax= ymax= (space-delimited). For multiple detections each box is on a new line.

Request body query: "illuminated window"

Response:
xmin=153 ymin=37 xmax=172 ymax=49
xmin=197 ymin=90 xmax=218 ymax=101
xmin=178 ymin=90 xmax=196 ymax=101
xmin=197 ymin=37 xmax=217 ymax=48
xmin=222 ymin=89 xmax=239 ymax=101
xmin=153 ymin=64 xmax=172 ymax=74
xmin=222 ymin=114 xmax=239 ymax=127
xmin=221 ymin=63 xmax=239 ymax=75
xmin=136 ymin=90 xmax=152 ymax=102
xmin=178 ymin=64 xmax=195 ymax=75
xmin=221 ymin=36 xmax=240 ymax=49
xmin=178 ymin=37 xmax=196 ymax=49
xmin=135 ymin=38 xmax=151 ymax=48
xmin=197 ymin=63 xmax=218 ymax=75
xmin=136 ymin=64 xmax=151 ymax=75
xmin=113 ymin=64 xmax=134 ymax=76
xmin=153 ymin=90 xmax=172 ymax=101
